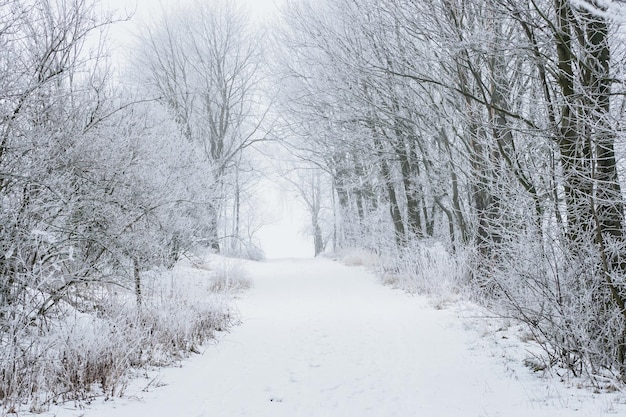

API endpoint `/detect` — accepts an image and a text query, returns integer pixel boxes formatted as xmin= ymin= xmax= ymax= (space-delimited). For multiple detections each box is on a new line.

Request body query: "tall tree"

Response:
xmin=137 ymin=0 xmax=267 ymax=252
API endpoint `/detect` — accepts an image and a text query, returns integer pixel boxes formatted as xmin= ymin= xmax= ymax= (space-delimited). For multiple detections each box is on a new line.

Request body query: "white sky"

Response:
xmin=101 ymin=0 xmax=283 ymax=52
xmin=101 ymin=0 xmax=282 ymax=26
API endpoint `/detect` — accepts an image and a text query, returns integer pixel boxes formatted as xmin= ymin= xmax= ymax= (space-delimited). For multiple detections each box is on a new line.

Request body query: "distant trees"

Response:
xmin=136 ymin=0 xmax=269 ymax=254
xmin=283 ymin=166 xmax=331 ymax=256
xmin=276 ymin=0 xmax=626 ymax=380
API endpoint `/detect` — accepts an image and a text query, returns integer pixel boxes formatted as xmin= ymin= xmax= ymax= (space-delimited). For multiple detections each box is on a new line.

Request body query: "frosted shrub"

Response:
xmin=209 ymin=258 xmax=252 ymax=293
xmin=139 ymin=293 xmax=232 ymax=363
xmin=383 ymin=241 xmax=468 ymax=299
xmin=52 ymin=315 xmax=141 ymax=401
xmin=221 ymin=240 xmax=266 ymax=262
xmin=0 ymin=326 xmax=47 ymax=410
xmin=0 ymin=308 xmax=140 ymax=411
xmin=339 ymin=248 xmax=381 ymax=268
xmin=488 ymin=234 xmax=626 ymax=383
xmin=0 ymin=253 xmax=239 ymax=413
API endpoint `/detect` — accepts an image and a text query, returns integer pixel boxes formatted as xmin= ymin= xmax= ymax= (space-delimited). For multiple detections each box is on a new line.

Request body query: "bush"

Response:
xmin=221 ymin=240 xmax=266 ymax=262
xmin=337 ymin=247 xmax=381 ymax=268
xmin=486 ymin=233 xmax=626 ymax=385
xmin=0 ymin=252 xmax=238 ymax=414
xmin=208 ymin=258 xmax=252 ymax=293
xmin=380 ymin=241 xmax=469 ymax=299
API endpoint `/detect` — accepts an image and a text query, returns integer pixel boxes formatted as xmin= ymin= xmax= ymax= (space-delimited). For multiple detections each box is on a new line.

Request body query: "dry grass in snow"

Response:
xmin=0 ymin=252 xmax=246 ymax=414
xmin=334 ymin=247 xmax=382 ymax=268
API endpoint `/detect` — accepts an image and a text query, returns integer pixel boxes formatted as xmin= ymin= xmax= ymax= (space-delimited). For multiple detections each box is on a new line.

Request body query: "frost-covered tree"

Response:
xmin=136 ymin=0 xmax=269 ymax=253
xmin=275 ymin=0 xmax=626 ymax=380
xmin=0 ymin=0 xmax=245 ymax=403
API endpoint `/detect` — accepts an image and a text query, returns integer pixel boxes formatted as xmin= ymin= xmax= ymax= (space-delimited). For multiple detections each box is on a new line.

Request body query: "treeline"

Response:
xmin=276 ymin=0 xmax=626 ymax=381
xmin=0 ymin=0 xmax=265 ymax=408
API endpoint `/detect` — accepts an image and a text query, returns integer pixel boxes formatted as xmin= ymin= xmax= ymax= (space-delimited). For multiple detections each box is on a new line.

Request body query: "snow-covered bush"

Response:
xmin=338 ymin=248 xmax=381 ymax=268
xmin=0 ymin=253 xmax=236 ymax=413
xmin=208 ymin=258 xmax=252 ymax=293
xmin=221 ymin=239 xmax=266 ymax=262
xmin=137 ymin=273 xmax=233 ymax=363
xmin=51 ymin=314 xmax=142 ymax=402
xmin=486 ymin=232 xmax=626 ymax=384
xmin=0 ymin=305 xmax=142 ymax=411
xmin=381 ymin=241 xmax=469 ymax=300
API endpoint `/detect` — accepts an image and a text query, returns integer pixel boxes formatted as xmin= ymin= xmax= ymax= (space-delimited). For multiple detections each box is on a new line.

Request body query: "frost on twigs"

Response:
xmin=0 ymin=252 xmax=235 ymax=413
xmin=335 ymin=248 xmax=382 ymax=268
xmin=221 ymin=239 xmax=266 ymax=262
xmin=379 ymin=242 xmax=469 ymax=304
xmin=207 ymin=257 xmax=252 ymax=293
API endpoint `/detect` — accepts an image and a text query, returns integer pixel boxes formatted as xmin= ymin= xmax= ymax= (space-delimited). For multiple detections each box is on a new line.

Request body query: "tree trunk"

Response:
xmin=396 ymin=137 xmax=423 ymax=239
xmin=373 ymin=136 xmax=406 ymax=247
xmin=208 ymin=202 xmax=221 ymax=252
xmin=554 ymin=0 xmax=594 ymax=246
xmin=134 ymin=258 xmax=142 ymax=311
xmin=552 ymin=0 xmax=626 ymax=371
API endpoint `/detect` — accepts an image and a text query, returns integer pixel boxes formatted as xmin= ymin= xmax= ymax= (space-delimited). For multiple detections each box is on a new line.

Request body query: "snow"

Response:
xmin=42 ymin=257 xmax=626 ymax=417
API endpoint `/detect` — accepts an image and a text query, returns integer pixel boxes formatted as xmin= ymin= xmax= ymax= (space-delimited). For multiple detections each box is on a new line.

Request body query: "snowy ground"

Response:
xmin=42 ymin=257 xmax=626 ymax=417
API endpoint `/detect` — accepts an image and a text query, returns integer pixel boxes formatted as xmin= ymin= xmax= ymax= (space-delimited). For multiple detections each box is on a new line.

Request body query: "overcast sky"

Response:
xmin=98 ymin=0 xmax=286 ymax=73
xmin=101 ymin=0 xmax=282 ymax=25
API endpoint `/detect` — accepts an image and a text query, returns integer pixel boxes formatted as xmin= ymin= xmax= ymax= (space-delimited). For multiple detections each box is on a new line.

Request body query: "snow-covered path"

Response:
xmin=49 ymin=258 xmax=623 ymax=417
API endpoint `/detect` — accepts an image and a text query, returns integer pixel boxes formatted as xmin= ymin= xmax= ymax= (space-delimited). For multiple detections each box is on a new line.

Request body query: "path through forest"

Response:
xmin=47 ymin=258 xmax=624 ymax=417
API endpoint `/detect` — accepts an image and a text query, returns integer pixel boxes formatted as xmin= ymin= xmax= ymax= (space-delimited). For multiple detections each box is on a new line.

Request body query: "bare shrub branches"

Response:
xmin=0 ymin=0 xmax=253 ymax=411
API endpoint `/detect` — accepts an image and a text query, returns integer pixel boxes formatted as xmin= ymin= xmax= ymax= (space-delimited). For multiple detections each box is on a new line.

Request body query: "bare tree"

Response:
xmin=137 ymin=0 xmax=268 ymax=252
xmin=276 ymin=0 xmax=626 ymax=380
